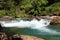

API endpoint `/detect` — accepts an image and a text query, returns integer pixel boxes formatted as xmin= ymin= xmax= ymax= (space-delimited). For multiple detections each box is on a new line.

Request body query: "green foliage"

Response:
xmin=21 ymin=0 xmax=48 ymax=15
xmin=0 ymin=10 xmax=5 ymax=16
xmin=50 ymin=2 xmax=60 ymax=12
xmin=45 ymin=2 xmax=60 ymax=14
xmin=3 ymin=0 xmax=15 ymax=9
xmin=0 ymin=0 xmax=60 ymax=18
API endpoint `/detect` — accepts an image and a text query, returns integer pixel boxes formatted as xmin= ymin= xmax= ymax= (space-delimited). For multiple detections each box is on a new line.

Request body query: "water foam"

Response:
xmin=1 ymin=19 xmax=60 ymax=35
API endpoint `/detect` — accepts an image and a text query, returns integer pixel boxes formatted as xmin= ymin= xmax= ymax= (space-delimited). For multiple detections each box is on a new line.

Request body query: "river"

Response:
xmin=0 ymin=18 xmax=60 ymax=40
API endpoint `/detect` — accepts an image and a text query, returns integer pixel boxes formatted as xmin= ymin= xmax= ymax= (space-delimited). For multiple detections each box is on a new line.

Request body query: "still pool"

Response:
xmin=1 ymin=25 xmax=60 ymax=40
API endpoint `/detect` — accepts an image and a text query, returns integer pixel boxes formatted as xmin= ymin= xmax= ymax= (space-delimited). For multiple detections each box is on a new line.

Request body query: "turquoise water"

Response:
xmin=2 ymin=25 xmax=60 ymax=40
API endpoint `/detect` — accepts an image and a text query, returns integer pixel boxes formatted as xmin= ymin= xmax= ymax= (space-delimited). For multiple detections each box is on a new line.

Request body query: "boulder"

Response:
xmin=0 ymin=32 xmax=8 ymax=40
xmin=50 ymin=16 xmax=60 ymax=25
xmin=38 ymin=16 xmax=60 ymax=25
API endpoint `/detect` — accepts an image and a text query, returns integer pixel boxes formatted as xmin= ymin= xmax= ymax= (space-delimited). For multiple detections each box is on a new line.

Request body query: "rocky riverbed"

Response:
xmin=0 ymin=32 xmax=44 ymax=40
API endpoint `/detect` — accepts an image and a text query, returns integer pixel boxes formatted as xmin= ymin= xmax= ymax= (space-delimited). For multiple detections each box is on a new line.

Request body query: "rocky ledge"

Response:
xmin=50 ymin=16 xmax=60 ymax=25
xmin=36 ymin=16 xmax=60 ymax=25
xmin=42 ymin=16 xmax=60 ymax=25
xmin=0 ymin=32 xmax=44 ymax=40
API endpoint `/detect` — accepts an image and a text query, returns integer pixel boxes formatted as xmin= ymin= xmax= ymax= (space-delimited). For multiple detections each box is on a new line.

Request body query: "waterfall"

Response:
xmin=0 ymin=18 xmax=60 ymax=35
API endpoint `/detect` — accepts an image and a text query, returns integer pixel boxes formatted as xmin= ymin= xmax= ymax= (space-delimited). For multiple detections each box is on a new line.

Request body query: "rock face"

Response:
xmin=37 ymin=16 xmax=60 ymax=25
xmin=0 ymin=33 xmax=45 ymax=40
xmin=50 ymin=16 xmax=60 ymax=25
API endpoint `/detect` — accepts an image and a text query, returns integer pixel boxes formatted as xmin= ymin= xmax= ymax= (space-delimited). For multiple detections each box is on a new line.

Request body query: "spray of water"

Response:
xmin=1 ymin=19 xmax=60 ymax=35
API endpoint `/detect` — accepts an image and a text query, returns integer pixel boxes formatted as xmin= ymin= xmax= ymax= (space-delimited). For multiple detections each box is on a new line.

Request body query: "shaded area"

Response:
xmin=47 ymin=0 xmax=59 ymax=6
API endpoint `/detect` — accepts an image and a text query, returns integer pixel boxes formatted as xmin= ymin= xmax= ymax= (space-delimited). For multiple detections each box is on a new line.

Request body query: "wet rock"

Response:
xmin=9 ymin=34 xmax=23 ymax=40
xmin=0 ymin=32 xmax=8 ymax=40
xmin=0 ymin=33 xmax=45 ymax=40
xmin=2 ymin=16 xmax=14 ymax=19
xmin=38 ymin=16 xmax=60 ymax=25
xmin=50 ymin=16 xmax=60 ymax=25
xmin=40 ymin=16 xmax=51 ymax=20
xmin=13 ymin=34 xmax=44 ymax=40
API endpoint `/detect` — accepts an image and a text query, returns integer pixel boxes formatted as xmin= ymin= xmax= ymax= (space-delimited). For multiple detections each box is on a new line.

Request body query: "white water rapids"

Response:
xmin=0 ymin=19 xmax=60 ymax=35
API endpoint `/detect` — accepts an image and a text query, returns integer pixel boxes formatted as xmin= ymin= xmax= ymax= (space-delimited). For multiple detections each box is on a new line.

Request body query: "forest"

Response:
xmin=0 ymin=0 xmax=60 ymax=18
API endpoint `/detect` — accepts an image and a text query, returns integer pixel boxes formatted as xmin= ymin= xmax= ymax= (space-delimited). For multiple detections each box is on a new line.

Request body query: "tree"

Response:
xmin=0 ymin=0 xmax=60 ymax=17
xmin=20 ymin=0 xmax=48 ymax=16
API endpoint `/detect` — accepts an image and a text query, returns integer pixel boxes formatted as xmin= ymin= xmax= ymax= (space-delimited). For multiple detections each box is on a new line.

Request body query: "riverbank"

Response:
xmin=0 ymin=16 xmax=60 ymax=25
xmin=0 ymin=32 xmax=44 ymax=40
